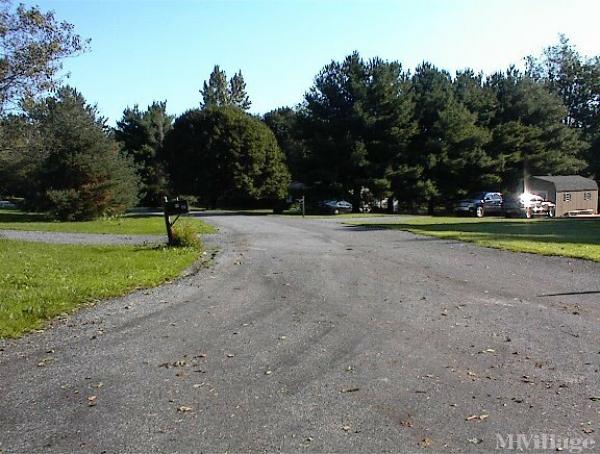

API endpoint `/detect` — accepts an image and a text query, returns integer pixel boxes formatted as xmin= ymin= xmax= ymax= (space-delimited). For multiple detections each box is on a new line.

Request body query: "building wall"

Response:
xmin=526 ymin=177 xmax=598 ymax=216
xmin=555 ymin=190 xmax=598 ymax=216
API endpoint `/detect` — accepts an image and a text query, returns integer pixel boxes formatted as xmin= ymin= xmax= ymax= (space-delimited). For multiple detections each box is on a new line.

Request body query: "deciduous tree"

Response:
xmin=164 ymin=106 xmax=289 ymax=208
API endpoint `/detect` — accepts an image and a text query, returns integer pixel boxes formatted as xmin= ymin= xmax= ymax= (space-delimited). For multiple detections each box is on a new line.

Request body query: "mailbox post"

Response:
xmin=163 ymin=196 xmax=189 ymax=245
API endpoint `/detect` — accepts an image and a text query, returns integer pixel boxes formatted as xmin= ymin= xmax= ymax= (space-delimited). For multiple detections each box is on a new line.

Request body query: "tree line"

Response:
xmin=265 ymin=37 xmax=598 ymax=213
xmin=0 ymin=0 xmax=598 ymax=218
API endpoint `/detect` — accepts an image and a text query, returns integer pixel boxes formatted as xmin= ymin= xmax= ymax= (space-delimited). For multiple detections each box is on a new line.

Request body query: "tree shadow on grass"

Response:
xmin=0 ymin=209 xmax=51 ymax=223
xmin=346 ymin=218 xmax=600 ymax=247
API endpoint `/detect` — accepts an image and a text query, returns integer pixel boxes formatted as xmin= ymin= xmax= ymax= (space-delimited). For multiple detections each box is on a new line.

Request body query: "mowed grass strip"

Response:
xmin=349 ymin=216 xmax=600 ymax=262
xmin=0 ymin=209 xmax=216 ymax=235
xmin=0 ymin=239 xmax=200 ymax=338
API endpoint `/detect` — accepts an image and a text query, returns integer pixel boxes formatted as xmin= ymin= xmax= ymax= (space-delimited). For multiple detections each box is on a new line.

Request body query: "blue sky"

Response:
xmin=26 ymin=0 xmax=600 ymax=125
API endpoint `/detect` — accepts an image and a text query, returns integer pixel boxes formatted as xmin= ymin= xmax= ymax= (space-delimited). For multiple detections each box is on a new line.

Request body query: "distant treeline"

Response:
xmin=1 ymin=32 xmax=599 ymax=219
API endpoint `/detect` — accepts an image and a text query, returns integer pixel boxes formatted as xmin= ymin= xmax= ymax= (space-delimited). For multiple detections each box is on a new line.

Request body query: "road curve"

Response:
xmin=1 ymin=215 xmax=599 ymax=453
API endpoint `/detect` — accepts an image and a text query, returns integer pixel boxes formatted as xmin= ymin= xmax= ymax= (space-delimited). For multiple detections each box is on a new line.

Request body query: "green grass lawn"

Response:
xmin=281 ymin=211 xmax=392 ymax=218
xmin=0 ymin=209 xmax=216 ymax=235
xmin=348 ymin=216 xmax=600 ymax=262
xmin=0 ymin=239 xmax=202 ymax=338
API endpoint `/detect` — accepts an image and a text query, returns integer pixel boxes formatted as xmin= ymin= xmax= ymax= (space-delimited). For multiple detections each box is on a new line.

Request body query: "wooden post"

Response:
xmin=163 ymin=196 xmax=173 ymax=245
xmin=301 ymin=195 xmax=305 ymax=218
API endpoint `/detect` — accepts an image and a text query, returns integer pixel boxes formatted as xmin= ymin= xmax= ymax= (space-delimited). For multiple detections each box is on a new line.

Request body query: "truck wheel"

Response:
xmin=547 ymin=207 xmax=555 ymax=218
xmin=525 ymin=208 xmax=532 ymax=219
xmin=476 ymin=206 xmax=484 ymax=218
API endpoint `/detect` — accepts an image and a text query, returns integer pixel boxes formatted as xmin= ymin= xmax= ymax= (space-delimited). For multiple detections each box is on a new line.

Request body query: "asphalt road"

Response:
xmin=1 ymin=215 xmax=599 ymax=453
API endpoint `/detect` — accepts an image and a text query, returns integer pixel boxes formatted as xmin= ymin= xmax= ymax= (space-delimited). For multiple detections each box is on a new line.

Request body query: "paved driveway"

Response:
xmin=1 ymin=215 xmax=598 ymax=453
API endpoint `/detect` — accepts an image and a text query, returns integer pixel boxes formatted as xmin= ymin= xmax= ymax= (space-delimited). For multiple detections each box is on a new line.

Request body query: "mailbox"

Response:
xmin=165 ymin=199 xmax=189 ymax=215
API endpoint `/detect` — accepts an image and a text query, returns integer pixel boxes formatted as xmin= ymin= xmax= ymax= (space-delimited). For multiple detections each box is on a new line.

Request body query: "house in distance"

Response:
xmin=525 ymin=175 xmax=598 ymax=217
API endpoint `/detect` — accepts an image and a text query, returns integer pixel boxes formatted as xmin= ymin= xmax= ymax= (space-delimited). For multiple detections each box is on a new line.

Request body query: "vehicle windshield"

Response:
xmin=466 ymin=192 xmax=487 ymax=200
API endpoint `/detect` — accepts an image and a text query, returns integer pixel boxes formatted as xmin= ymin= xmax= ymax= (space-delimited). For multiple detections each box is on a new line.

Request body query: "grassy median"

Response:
xmin=0 ymin=239 xmax=201 ymax=338
xmin=0 ymin=209 xmax=216 ymax=235
xmin=349 ymin=216 xmax=600 ymax=262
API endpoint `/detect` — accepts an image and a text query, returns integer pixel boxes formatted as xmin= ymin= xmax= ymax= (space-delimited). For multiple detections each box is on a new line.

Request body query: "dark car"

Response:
xmin=503 ymin=193 xmax=556 ymax=218
xmin=454 ymin=192 xmax=503 ymax=217
xmin=318 ymin=200 xmax=353 ymax=215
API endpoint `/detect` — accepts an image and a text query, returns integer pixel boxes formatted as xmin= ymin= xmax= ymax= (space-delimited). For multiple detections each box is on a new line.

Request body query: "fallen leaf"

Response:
xmin=582 ymin=428 xmax=594 ymax=434
xmin=341 ymin=387 xmax=360 ymax=393
xmin=466 ymin=414 xmax=488 ymax=421
xmin=341 ymin=425 xmax=351 ymax=432
xmin=265 ymin=370 xmax=272 ymax=375
xmin=87 ymin=395 xmax=97 ymax=407
xmin=468 ymin=437 xmax=482 ymax=444
xmin=225 ymin=353 xmax=234 ymax=358
xmin=177 ymin=405 xmax=193 ymax=413
xmin=419 ymin=437 xmax=432 ymax=448
xmin=589 ymin=396 xmax=600 ymax=402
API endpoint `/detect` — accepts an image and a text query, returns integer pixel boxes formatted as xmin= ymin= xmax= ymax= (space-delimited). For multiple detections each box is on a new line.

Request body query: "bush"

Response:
xmin=163 ymin=106 xmax=290 ymax=209
xmin=27 ymin=87 xmax=140 ymax=220
xmin=170 ymin=221 xmax=202 ymax=249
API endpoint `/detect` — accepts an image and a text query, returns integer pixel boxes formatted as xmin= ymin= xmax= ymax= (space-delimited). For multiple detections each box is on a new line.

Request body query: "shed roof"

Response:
xmin=529 ymin=175 xmax=598 ymax=192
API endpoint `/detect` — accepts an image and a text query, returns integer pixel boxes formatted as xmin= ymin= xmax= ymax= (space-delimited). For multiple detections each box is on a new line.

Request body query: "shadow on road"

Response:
xmin=538 ymin=290 xmax=600 ymax=297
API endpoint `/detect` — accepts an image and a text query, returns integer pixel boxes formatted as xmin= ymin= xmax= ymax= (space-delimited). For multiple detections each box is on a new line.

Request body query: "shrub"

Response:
xmin=28 ymin=87 xmax=140 ymax=220
xmin=170 ymin=221 xmax=202 ymax=249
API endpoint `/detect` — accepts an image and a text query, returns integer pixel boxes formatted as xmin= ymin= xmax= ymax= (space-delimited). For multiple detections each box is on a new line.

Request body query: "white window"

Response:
xmin=584 ymin=192 xmax=592 ymax=201
xmin=563 ymin=193 xmax=572 ymax=202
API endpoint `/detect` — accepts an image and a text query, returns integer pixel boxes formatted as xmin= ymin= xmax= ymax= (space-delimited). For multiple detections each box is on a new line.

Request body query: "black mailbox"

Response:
xmin=165 ymin=199 xmax=189 ymax=215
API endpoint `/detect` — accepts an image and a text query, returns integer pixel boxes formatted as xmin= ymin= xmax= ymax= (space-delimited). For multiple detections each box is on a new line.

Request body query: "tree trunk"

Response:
xmin=386 ymin=196 xmax=395 ymax=214
xmin=352 ymin=188 xmax=361 ymax=213
xmin=427 ymin=199 xmax=435 ymax=216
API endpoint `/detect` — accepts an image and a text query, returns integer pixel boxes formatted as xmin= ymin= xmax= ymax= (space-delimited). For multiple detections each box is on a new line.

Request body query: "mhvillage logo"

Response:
xmin=496 ymin=433 xmax=596 ymax=452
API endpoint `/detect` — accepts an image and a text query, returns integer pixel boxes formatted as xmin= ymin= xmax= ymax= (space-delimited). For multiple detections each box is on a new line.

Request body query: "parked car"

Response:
xmin=454 ymin=192 xmax=503 ymax=217
xmin=503 ymin=193 xmax=556 ymax=218
xmin=318 ymin=200 xmax=353 ymax=215
xmin=0 ymin=200 xmax=16 ymax=208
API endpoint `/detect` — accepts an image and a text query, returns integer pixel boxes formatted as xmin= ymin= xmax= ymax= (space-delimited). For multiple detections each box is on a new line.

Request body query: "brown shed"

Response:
xmin=525 ymin=175 xmax=598 ymax=217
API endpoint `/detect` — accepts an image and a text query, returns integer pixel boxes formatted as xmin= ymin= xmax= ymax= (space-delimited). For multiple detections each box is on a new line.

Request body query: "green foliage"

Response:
xmin=229 ymin=70 xmax=251 ymax=110
xmin=27 ymin=87 xmax=140 ymax=220
xmin=0 ymin=113 xmax=43 ymax=197
xmin=170 ymin=220 xmax=203 ymax=249
xmin=299 ymin=52 xmax=416 ymax=208
xmin=486 ymin=72 xmax=586 ymax=189
xmin=200 ymin=65 xmax=251 ymax=110
xmin=164 ymin=106 xmax=290 ymax=208
xmin=115 ymin=101 xmax=173 ymax=206
xmin=0 ymin=239 xmax=199 ymax=338
xmin=0 ymin=0 xmax=89 ymax=112
xmin=264 ymin=107 xmax=309 ymax=183
xmin=396 ymin=63 xmax=498 ymax=212
xmin=526 ymin=35 xmax=600 ymax=178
